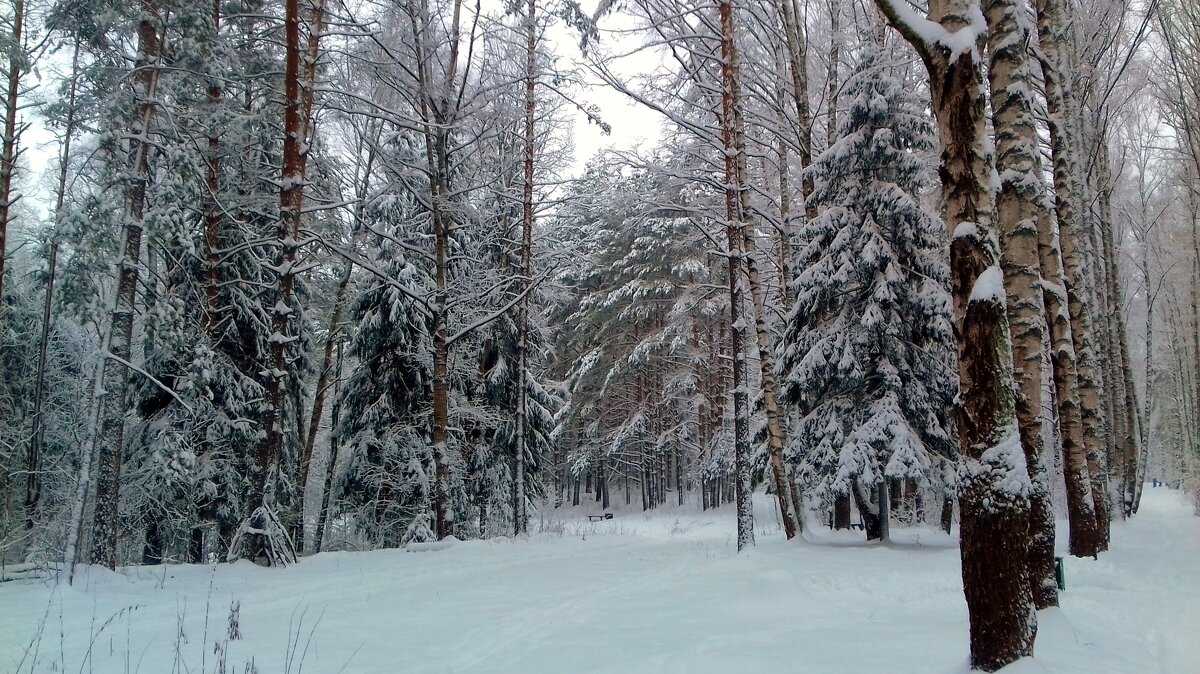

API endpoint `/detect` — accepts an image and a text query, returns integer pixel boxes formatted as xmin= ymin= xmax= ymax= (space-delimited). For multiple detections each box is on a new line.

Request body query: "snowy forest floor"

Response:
xmin=1 ymin=487 xmax=1197 ymax=674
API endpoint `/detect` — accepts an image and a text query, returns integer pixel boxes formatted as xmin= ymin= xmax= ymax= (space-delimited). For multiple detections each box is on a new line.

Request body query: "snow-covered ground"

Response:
xmin=2 ymin=487 xmax=1197 ymax=673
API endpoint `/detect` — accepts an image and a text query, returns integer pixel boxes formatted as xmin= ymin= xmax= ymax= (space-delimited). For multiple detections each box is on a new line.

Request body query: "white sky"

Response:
xmin=12 ymin=1 xmax=663 ymax=221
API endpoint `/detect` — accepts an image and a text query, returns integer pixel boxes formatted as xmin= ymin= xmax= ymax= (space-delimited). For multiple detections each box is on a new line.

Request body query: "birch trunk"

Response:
xmin=775 ymin=0 xmax=817 ymax=222
xmin=312 ymin=340 xmax=344 ymax=553
xmin=717 ymin=0 xmax=754 ymax=551
xmin=1035 ymin=193 xmax=1101 ymax=557
xmin=1033 ymin=0 xmax=1111 ymax=548
xmin=985 ymin=0 xmax=1057 ymax=608
xmin=513 ymin=0 xmax=538 ymax=536
xmin=875 ymin=0 xmax=1037 ymax=666
xmin=1096 ymin=152 xmax=1141 ymax=516
xmin=735 ymin=97 xmax=798 ymax=537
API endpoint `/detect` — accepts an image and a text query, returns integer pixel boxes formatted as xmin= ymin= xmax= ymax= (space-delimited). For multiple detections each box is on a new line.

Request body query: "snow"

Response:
xmin=3 ymin=489 xmax=1198 ymax=673
xmin=880 ymin=0 xmax=987 ymax=60
xmin=969 ymin=265 xmax=1006 ymax=304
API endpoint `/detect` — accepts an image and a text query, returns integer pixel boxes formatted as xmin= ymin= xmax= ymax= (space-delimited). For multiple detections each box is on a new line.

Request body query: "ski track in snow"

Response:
xmin=1 ymin=488 xmax=1197 ymax=673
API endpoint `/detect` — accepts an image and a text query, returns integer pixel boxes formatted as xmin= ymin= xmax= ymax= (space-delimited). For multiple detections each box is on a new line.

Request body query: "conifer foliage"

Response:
xmin=778 ymin=50 xmax=956 ymax=536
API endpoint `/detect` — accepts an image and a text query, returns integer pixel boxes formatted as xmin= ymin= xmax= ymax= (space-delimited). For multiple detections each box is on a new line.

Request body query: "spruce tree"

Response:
xmin=778 ymin=50 xmax=956 ymax=539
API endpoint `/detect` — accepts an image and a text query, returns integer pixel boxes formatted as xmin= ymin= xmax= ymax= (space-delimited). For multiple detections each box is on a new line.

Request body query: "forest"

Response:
xmin=1 ymin=0 xmax=1199 ymax=671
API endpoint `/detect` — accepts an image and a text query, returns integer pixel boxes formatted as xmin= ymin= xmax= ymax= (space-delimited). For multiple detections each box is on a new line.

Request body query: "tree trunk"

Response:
xmin=238 ymin=0 xmax=322 ymax=566
xmin=717 ymin=0 xmax=754 ymax=552
xmin=26 ymin=42 xmax=80 ymax=535
xmin=90 ymin=0 xmax=161 ymax=569
xmin=874 ymin=0 xmax=1037 ymax=667
xmin=878 ymin=480 xmax=890 ymax=542
xmin=824 ymin=0 xmax=839 ymax=152
xmin=0 ymin=0 xmax=25 ymax=304
xmin=737 ymin=118 xmax=798 ymax=539
xmin=1095 ymin=144 xmax=1141 ymax=517
xmin=851 ymin=479 xmax=881 ymax=541
xmin=1035 ymin=196 xmax=1101 ymax=557
xmin=1033 ymin=0 xmax=1111 ymax=550
xmin=513 ymin=0 xmax=538 ymax=536
xmin=410 ymin=0 xmax=466 ymax=542
xmin=298 ymin=135 xmax=374 ymax=552
xmin=775 ymin=0 xmax=817 ymax=222
xmin=985 ymin=0 xmax=1057 ymax=608
xmin=833 ymin=494 xmax=851 ymax=530
xmin=202 ymin=0 xmax=223 ymax=341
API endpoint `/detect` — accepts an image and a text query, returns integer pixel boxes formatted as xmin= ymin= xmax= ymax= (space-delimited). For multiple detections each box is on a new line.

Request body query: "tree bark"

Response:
xmin=874 ymin=0 xmax=1037 ymax=667
xmin=313 ymin=339 xmax=344 ymax=553
xmin=984 ymin=0 xmax=1058 ymax=608
xmin=775 ymin=0 xmax=817 ymax=222
xmin=513 ymin=0 xmax=538 ymax=536
xmin=202 ymin=0 xmax=223 ymax=340
xmin=1033 ymin=0 xmax=1111 ymax=549
xmin=1035 ymin=193 xmax=1101 ymax=557
xmin=90 ymin=0 xmax=161 ymax=569
xmin=0 ymin=0 xmax=24 ymax=304
xmin=824 ymin=0 xmax=839 ymax=152
xmin=410 ymin=0 xmax=466 ymax=540
xmin=717 ymin=0 xmax=754 ymax=552
xmin=241 ymin=0 xmax=322 ymax=566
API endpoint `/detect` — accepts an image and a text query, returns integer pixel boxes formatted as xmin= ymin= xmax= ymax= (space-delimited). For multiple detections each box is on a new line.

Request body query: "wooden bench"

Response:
xmin=587 ymin=513 xmax=614 ymax=522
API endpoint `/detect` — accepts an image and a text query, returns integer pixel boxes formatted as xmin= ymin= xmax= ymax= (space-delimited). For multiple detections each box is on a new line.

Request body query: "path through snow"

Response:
xmin=1 ymin=487 xmax=1196 ymax=673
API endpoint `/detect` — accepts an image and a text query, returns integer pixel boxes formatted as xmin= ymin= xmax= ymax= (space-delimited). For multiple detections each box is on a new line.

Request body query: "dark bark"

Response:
xmin=0 ymin=0 xmax=24 ymax=304
xmin=91 ymin=1 xmax=160 ymax=569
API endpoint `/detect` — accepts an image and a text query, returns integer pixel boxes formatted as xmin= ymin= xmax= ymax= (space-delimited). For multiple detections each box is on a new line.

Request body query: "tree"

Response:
xmin=983 ymin=0 xmax=1058 ymax=607
xmin=779 ymin=46 xmax=956 ymax=543
xmin=0 ymin=0 xmax=26 ymax=305
xmin=1033 ymin=0 xmax=1111 ymax=550
xmin=873 ymin=0 xmax=1037 ymax=667
xmin=89 ymin=0 xmax=161 ymax=570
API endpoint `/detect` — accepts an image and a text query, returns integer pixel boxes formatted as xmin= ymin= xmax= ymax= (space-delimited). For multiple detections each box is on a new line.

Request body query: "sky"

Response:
xmin=10 ymin=0 xmax=664 ymax=225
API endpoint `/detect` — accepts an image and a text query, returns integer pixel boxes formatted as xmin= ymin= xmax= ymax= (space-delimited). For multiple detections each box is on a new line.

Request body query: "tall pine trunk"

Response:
xmin=238 ymin=0 xmax=322 ymax=566
xmin=90 ymin=1 xmax=161 ymax=569
xmin=0 ymin=0 xmax=24 ymax=304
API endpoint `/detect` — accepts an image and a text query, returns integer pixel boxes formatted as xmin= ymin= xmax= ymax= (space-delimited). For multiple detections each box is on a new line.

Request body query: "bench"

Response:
xmin=587 ymin=513 xmax=614 ymax=522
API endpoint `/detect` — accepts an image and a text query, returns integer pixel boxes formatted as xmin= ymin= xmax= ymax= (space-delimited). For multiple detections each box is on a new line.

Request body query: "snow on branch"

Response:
xmin=874 ymin=0 xmax=987 ymax=62
xmin=104 ymin=351 xmax=194 ymax=414
xmin=968 ymin=265 xmax=1006 ymax=304
xmin=446 ymin=267 xmax=557 ymax=347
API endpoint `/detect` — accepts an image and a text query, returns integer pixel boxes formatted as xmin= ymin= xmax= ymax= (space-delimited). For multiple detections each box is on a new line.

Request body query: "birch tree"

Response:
xmin=873 ymin=0 xmax=1036 ymax=667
